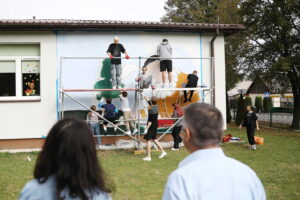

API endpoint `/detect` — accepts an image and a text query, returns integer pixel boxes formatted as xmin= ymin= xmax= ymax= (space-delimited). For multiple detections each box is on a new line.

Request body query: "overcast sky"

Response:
xmin=0 ymin=0 xmax=167 ymax=21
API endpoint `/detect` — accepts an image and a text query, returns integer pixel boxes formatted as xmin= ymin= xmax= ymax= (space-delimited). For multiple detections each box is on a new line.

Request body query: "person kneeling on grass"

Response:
xmin=142 ymin=95 xmax=167 ymax=161
xmin=239 ymin=105 xmax=260 ymax=150
xmin=171 ymin=103 xmax=184 ymax=151
xmin=19 ymin=118 xmax=112 ymax=200
xmin=101 ymin=98 xmax=118 ymax=133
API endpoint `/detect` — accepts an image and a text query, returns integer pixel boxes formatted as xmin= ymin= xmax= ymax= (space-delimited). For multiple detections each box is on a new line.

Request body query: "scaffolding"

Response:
xmin=59 ymin=56 xmax=213 ymax=149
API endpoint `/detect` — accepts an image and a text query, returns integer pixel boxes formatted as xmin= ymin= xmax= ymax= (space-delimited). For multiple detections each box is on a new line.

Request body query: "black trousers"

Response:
xmin=172 ymin=126 xmax=183 ymax=148
xmin=246 ymin=127 xmax=256 ymax=145
xmin=184 ymin=90 xmax=195 ymax=102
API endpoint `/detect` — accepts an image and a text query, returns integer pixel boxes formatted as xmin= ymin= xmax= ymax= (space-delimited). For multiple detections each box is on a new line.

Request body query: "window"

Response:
xmin=0 ymin=44 xmax=40 ymax=101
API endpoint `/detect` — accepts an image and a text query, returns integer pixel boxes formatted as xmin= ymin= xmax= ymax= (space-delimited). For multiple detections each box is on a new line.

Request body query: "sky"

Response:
xmin=0 ymin=0 xmax=167 ymax=21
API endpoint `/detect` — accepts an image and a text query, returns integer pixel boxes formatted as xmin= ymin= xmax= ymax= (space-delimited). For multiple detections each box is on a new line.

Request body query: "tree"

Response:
xmin=255 ymin=96 xmax=263 ymax=113
xmin=235 ymin=94 xmax=246 ymax=125
xmin=162 ymin=0 xmax=246 ymax=126
xmin=244 ymin=96 xmax=252 ymax=106
xmin=240 ymin=0 xmax=300 ymax=129
xmin=263 ymin=97 xmax=272 ymax=113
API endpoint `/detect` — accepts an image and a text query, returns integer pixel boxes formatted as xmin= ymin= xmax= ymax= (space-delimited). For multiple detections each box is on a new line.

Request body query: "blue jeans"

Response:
xmin=111 ymin=64 xmax=122 ymax=86
xmin=89 ymin=123 xmax=101 ymax=145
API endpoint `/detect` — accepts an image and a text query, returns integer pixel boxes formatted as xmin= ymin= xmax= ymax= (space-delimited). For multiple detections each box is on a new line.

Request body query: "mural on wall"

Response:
xmin=93 ymin=56 xmax=200 ymax=119
xmin=22 ymin=60 xmax=40 ymax=96
xmin=58 ymin=32 xmax=210 ymax=114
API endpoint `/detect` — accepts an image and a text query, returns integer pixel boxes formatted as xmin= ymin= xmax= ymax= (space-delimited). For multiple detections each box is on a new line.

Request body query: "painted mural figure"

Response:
xmin=106 ymin=36 xmax=130 ymax=89
xmin=183 ymin=70 xmax=199 ymax=103
xmin=157 ymin=39 xmax=175 ymax=88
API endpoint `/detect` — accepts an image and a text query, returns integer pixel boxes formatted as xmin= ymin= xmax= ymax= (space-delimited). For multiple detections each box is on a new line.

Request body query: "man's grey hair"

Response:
xmin=183 ymin=103 xmax=224 ymax=148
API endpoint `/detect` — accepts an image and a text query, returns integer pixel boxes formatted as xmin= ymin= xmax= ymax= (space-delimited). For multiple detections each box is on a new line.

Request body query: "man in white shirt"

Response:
xmin=162 ymin=103 xmax=266 ymax=200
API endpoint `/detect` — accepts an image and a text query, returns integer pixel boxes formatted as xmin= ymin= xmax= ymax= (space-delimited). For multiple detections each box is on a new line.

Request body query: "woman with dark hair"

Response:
xmin=171 ymin=103 xmax=184 ymax=151
xmin=19 ymin=118 xmax=112 ymax=200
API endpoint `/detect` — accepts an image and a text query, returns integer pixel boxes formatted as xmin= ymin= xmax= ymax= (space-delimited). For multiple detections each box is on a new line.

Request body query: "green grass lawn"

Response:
xmin=0 ymin=126 xmax=300 ymax=200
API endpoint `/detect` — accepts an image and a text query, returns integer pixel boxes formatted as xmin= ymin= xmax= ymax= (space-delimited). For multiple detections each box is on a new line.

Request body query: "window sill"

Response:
xmin=0 ymin=96 xmax=41 ymax=102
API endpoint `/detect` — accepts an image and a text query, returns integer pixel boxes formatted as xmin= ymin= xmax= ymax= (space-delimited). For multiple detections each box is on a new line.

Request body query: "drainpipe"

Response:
xmin=210 ymin=28 xmax=219 ymax=106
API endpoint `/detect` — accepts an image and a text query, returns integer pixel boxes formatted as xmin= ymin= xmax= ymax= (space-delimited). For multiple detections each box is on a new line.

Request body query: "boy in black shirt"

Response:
xmin=240 ymin=106 xmax=260 ymax=150
xmin=183 ymin=70 xmax=199 ymax=103
xmin=107 ymin=36 xmax=130 ymax=89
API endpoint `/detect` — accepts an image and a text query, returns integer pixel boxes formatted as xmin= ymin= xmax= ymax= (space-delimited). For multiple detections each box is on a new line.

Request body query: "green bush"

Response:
xmin=235 ymin=94 xmax=246 ymax=125
xmin=263 ymin=97 xmax=272 ymax=113
xmin=255 ymin=96 xmax=263 ymax=113
xmin=244 ymin=96 xmax=252 ymax=106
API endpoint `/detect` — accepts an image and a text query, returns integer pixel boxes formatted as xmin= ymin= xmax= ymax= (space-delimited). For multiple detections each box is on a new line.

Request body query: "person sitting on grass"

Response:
xmin=119 ymin=91 xmax=138 ymax=135
xmin=239 ymin=105 xmax=260 ymax=150
xmin=171 ymin=103 xmax=184 ymax=151
xmin=87 ymin=105 xmax=102 ymax=148
xmin=162 ymin=103 xmax=266 ymax=200
xmin=142 ymin=95 xmax=167 ymax=161
xmin=101 ymin=98 xmax=118 ymax=133
xmin=19 ymin=118 xmax=113 ymax=200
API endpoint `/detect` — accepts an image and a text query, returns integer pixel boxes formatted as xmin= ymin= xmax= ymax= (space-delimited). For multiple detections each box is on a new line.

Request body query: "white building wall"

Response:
xmin=0 ymin=32 xmax=57 ymax=139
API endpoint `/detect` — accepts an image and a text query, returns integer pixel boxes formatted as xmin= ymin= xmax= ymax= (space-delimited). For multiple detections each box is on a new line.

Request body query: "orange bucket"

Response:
xmin=254 ymin=136 xmax=264 ymax=145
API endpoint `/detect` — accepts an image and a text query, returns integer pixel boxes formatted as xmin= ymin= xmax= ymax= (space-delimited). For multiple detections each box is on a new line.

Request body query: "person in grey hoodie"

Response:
xmin=157 ymin=39 xmax=174 ymax=88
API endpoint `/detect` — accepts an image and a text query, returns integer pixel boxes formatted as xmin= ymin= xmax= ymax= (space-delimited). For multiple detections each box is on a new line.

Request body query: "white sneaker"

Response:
xmin=103 ymin=127 xmax=107 ymax=133
xmin=161 ymin=83 xmax=167 ymax=88
xmin=114 ymin=126 xmax=118 ymax=132
xmin=179 ymin=143 xmax=184 ymax=148
xmin=169 ymin=82 xmax=176 ymax=88
xmin=126 ymin=131 xmax=131 ymax=136
xmin=159 ymin=151 xmax=167 ymax=159
xmin=251 ymin=145 xmax=256 ymax=150
xmin=171 ymin=148 xmax=179 ymax=151
xmin=132 ymin=128 xmax=138 ymax=135
xmin=112 ymin=86 xmax=117 ymax=89
xmin=142 ymin=157 xmax=151 ymax=161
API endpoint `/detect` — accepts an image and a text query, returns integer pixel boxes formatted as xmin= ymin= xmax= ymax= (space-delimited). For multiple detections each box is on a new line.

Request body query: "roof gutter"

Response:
xmin=210 ymin=28 xmax=220 ymax=106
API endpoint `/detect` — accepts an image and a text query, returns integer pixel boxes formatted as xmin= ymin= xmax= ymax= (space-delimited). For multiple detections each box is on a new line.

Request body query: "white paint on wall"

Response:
xmin=0 ymin=32 xmax=57 ymax=139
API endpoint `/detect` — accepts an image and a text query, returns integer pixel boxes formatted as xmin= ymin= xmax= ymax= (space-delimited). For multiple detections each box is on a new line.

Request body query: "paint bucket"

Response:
xmin=254 ymin=136 xmax=264 ymax=145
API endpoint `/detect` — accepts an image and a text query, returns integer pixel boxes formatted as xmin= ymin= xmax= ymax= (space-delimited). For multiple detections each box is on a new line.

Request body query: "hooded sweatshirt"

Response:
xmin=157 ymin=41 xmax=172 ymax=61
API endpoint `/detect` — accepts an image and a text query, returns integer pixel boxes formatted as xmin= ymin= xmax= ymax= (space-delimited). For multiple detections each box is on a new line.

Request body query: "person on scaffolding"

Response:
xmin=157 ymin=39 xmax=174 ymax=88
xmin=135 ymin=66 xmax=153 ymax=89
xmin=183 ymin=70 xmax=199 ymax=103
xmin=141 ymin=95 xmax=167 ymax=161
xmin=101 ymin=98 xmax=119 ymax=133
xmin=171 ymin=103 xmax=184 ymax=151
xmin=107 ymin=36 xmax=130 ymax=89
xmin=119 ymin=91 xmax=138 ymax=135
xmin=87 ymin=105 xmax=102 ymax=148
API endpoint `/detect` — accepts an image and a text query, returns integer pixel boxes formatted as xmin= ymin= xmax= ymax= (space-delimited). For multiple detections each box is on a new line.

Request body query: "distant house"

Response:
xmin=228 ymin=76 xmax=293 ymax=108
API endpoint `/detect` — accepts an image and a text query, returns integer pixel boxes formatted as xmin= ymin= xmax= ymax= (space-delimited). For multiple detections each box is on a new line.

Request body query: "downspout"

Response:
xmin=210 ymin=28 xmax=219 ymax=106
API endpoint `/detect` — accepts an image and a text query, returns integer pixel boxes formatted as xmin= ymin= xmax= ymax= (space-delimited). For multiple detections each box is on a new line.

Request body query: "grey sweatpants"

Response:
xmin=111 ymin=64 xmax=122 ymax=86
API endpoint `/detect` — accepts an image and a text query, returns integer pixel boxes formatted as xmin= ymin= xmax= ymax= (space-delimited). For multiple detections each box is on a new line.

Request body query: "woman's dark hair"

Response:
xmin=122 ymin=91 xmax=128 ymax=97
xmin=34 ymin=118 xmax=112 ymax=200
xmin=106 ymin=98 xmax=112 ymax=104
xmin=162 ymin=39 xmax=168 ymax=42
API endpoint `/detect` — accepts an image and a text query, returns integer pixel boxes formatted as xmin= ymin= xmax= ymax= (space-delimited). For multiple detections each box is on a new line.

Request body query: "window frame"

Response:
xmin=0 ymin=56 xmax=41 ymax=102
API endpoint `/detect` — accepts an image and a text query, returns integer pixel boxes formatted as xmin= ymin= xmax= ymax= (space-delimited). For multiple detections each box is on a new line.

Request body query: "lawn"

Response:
xmin=0 ymin=126 xmax=300 ymax=200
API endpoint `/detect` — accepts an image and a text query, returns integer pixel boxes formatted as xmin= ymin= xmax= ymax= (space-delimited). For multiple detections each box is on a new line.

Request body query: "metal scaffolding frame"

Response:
xmin=59 ymin=56 xmax=213 ymax=149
